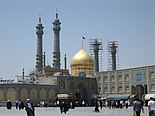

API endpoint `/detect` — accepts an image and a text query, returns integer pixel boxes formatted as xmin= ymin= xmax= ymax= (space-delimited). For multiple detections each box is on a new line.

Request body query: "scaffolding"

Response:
xmin=89 ymin=38 xmax=103 ymax=72
xmin=107 ymin=41 xmax=119 ymax=71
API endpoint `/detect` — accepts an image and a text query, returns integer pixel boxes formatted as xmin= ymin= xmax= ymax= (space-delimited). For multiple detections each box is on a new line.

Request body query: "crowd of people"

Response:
xmin=6 ymin=99 xmax=35 ymax=116
xmin=4 ymin=96 xmax=155 ymax=116
xmin=15 ymin=100 xmax=25 ymax=109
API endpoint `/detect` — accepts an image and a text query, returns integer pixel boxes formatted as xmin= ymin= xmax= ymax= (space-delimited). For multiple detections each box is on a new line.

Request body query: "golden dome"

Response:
xmin=70 ymin=49 xmax=94 ymax=77
xmin=70 ymin=49 xmax=93 ymax=65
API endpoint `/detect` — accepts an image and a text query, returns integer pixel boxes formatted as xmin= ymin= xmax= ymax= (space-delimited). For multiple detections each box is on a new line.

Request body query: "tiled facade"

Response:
xmin=96 ymin=65 xmax=155 ymax=98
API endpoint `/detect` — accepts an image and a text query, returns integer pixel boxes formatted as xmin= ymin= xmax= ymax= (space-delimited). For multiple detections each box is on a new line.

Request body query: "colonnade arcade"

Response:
xmin=0 ymin=84 xmax=56 ymax=103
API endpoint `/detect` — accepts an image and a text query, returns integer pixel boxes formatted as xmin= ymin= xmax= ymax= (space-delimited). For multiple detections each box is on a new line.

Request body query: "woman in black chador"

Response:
xmin=94 ymin=100 xmax=99 ymax=112
xmin=59 ymin=101 xmax=69 ymax=114
xmin=25 ymin=99 xmax=35 ymax=116
xmin=6 ymin=100 xmax=12 ymax=110
xmin=59 ymin=101 xmax=64 ymax=113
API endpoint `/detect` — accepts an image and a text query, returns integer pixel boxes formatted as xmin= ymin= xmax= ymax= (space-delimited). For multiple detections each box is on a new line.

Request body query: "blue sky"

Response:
xmin=0 ymin=0 xmax=155 ymax=80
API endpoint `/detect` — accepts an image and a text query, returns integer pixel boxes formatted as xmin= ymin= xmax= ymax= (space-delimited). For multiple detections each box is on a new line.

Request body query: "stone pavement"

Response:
xmin=0 ymin=106 xmax=148 ymax=116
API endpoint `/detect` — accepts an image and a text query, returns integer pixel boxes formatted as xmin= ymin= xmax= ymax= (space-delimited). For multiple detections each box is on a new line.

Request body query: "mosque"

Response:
xmin=0 ymin=12 xmax=154 ymax=106
xmin=0 ymin=13 xmax=98 ymax=106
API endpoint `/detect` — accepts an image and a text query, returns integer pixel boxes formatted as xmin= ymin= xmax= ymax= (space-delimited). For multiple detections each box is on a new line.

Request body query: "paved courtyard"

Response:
xmin=0 ymin=106 xmax=148 ymax=116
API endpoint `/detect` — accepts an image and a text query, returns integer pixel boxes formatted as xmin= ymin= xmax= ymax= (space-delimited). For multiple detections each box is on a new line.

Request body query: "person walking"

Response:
xmin=82 ymin=100 xmax=85 ymax=107
xmin=63 ymin=101 xmax=69 ymax=114
xmin=133 ymin=97 xmax=144 ymax=116
xmin=94 ymin=100 xmax=99 ymax=112
xmin=125 ymin=100 xmax=129 ymax=109
xmin=59 ymin=101 xmax=64 ymax=113
xmin=148 ymin=97 xmax=155 ymax=116
xmin=99 ymin=100 xmax=103 ymax=109
xmin=25 ymin=99 xmax=35 ymax=116
xmin=6 ymin=100 xmax=12 ymax=110
xmin=15 ymin=100 xmax=18 ymax=109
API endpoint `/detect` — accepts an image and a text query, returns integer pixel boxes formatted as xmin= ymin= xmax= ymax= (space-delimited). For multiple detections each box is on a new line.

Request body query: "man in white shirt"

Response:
xmin=148 ymin=97 xmax=155 ymax=116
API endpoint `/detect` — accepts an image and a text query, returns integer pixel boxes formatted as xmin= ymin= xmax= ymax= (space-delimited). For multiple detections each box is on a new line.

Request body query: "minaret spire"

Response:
xmin=56 ymin=9 xmax=58 ymax=19
xmin=35 ymin=14 xmax=44 ymax=73
xmin=52 ymin=11 xmax=61 ymax=69
xmin=110 ymin=42 xmax=118 ymax=70
xmin=39 ymin=13 xmax=41 ymax=23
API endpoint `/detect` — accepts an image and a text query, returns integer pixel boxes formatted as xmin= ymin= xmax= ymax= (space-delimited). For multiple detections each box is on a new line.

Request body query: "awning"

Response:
xmin=98 ymin=97 xmax=106 ymax=100
xmin=129 ymin=94 xmax=136 ymax=99
xmin=144 ymin=94 xmax=155 ymax=100
xmin=57 ymin=94 xmax=70 ymax=99
xmin=98 ymin=94 xmax=108 ymax=100
xmin=106 ymin=94 xmax=130 ymax=100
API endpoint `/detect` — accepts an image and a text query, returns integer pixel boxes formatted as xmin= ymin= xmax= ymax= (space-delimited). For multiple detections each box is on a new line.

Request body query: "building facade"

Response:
xmin=96 ymin=65 xmax=155 ymax=100
xmin=0 ymin=75 xmax=97 ymax=106
xmin=0 ymin=83 xmax=57 ymax=106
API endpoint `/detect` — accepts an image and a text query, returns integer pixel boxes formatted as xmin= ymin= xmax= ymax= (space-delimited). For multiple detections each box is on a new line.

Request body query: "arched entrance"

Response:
xmin=136 ymin=85 xmax=144 ymax=98
xmin=131 ymin=84 xmax=146 ymax=100
xmin=131 ymin=85 xmax=136 ymax=94
xmin=75 ymin=83 xmax=87 ymax=102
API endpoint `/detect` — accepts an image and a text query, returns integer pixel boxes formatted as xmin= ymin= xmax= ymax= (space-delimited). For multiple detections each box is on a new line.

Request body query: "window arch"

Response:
xmin=117 ymin=75 xmax=122 ymax=82
xmin=150 ymin=84 xmax=155 ymax=91
xmin=118 ymin=86 xmax=123 ymax=93
xmin=110 ymin=76 xmax=115 ymax=82
xmin=59 ymin=81 xmax=65 ymax=89
xmin=125 ymin=86 xmax=130 ymax=93
xmin=110 ymin=87 xmax=115 ymax=93
xmin=103 ymin=76 xmax=108 ymax=82
xmin=125 ymin=74 xmax=129 ymax=81
xmin=97 ymin=77 xmax=101 ymax=82
xmin=104 ymin=87 xmax=108 ymax=93
xmin=150 ymin=72 xmax=155 ymax=79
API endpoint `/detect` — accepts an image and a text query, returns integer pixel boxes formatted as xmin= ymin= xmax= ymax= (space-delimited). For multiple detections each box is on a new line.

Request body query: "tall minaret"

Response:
xmin=89 ymin=39 xmax=103 ymax=72
xmin=52 ymin=12 xmax=61 ymax=69
xmin=35 ymin=16 xmax=44 ymax=73
xmin=110 ymin=42 xmax=117 ymax=70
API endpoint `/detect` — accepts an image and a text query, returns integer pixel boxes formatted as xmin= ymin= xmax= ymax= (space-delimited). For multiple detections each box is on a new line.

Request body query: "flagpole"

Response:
xmin=82 ymin=36 xmax=85 ymax=49
xmin=82 ymin=40 xmax=83 ymax=49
